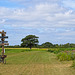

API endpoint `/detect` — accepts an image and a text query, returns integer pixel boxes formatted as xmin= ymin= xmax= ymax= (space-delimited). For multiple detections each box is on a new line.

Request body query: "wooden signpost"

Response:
xmin=0 ymin=30 xmax=9 ymax=63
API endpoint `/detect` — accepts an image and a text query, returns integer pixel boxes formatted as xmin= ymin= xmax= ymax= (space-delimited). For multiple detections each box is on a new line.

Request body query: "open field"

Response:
xmin=0 ymin=48 xmax=75 ymax=75
xmin=0 ymin=48 xmax=48 ymax=53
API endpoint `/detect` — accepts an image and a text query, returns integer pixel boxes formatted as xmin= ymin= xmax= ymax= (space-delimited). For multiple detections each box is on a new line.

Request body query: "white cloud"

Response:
xmin=62 ymin=0 xmax=75 ymax=9
xmin=0 ymin=19 xmax=6 ymax=23
xmin=0 ymin=0 xmax=75 ymax=45
xmin=0 ymin=3 xmax=74 ymax=29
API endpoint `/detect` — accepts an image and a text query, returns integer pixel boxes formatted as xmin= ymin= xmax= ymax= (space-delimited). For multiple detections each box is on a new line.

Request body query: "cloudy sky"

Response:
xmin=0 ymin=0 xmax=75 ymax=45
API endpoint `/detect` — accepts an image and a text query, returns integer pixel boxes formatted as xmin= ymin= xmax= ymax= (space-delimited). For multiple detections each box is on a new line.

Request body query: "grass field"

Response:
xmin=0 ymin=48 xmax=75 ymax=75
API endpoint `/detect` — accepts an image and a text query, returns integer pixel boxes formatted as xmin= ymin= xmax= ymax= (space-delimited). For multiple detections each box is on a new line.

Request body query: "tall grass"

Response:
xmin=72 ymin=60 xmax=75 ymax=68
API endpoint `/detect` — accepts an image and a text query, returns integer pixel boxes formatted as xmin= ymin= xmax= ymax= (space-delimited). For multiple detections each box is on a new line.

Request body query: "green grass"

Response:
xmin=0 ymin=48 xmax=75 ymax=54
xmin=0 ymin=49 xmax=75 ymax=75
xmin=0 ymin=48 xmax=48 ymax=54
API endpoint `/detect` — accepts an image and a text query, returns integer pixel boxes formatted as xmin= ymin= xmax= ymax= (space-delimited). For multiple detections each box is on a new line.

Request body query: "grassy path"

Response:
xmin=0 ymin=51 xmax=75 ymax=75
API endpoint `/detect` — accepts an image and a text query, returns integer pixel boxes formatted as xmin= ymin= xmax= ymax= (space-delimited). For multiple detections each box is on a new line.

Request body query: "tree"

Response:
xmin=21 ymin=35 xmax=39 ymax=49
xmin=62 ymin=43 xmax=70 ymax=48
xmin=41 ymin=42 xmax=54 ymax=48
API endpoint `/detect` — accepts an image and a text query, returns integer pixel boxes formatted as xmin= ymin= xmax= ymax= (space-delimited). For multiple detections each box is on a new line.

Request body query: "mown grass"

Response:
xmin=0 ymin=48 xmax=75 ymax=75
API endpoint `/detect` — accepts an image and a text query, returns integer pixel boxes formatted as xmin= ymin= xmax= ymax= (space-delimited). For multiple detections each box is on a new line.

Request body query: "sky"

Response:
xmin=0 ymin=0 xmax=75 ymax=45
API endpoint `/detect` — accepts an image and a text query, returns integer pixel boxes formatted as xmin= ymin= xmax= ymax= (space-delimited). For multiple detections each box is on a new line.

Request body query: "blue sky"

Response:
xmin=0 ymin=0 xmax=75 ymax=45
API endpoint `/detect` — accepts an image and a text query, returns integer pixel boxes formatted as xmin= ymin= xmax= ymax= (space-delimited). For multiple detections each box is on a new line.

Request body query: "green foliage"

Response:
xmin=48 ymin=48 xmax=63 ymax=54
xmin=54 ymin=43 xmax=75 ymax=48
xmin=57 ymin=52 xmax=75 ymax=61
xmin=41 ymin=42 xmax=54 ymax=48
xmin=21 ymin=35 xmax=39 ymax=49
xmin=71 ymin=53 xmax=75 ymax=60
xmin=2 ymin=42 xmax=75 ymax=48
xmin=57 ymin=52 xmax=68 ymax=61
xmin=5 ymin=45 xmax=21 ymax=48
xmin=48 ymin=48 xmax=60 ymax=54
xmin=48 ymin=48 xmax=75 ymax=54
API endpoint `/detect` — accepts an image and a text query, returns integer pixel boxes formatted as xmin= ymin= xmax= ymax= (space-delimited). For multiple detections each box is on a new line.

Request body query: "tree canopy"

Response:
xmin=41 ymin=42 xmax=54 ymax=48
xmin=21 ymin=35 xmax=39 ymax=49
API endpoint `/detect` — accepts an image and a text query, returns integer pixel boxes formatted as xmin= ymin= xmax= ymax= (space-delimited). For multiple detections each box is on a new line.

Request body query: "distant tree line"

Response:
xmin=1 ymin=42 xmax=75 ymax=48
xmin=1 ymin=35 xmax=75 ymax=48
xmin=0 ymin=45 xmax=21 ymax=48
xmin=38 ymin=42 xmax=75 ymax=48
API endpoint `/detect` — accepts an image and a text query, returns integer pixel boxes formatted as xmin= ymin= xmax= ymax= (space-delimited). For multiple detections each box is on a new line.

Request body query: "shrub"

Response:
xmin=71 ymin=53 xmax=75 ymax=60
xmin=48 ymin=48 xmax=61 ymax=54
xmin=57 ymin=52 xmax=75 ymax=61
xmin=57 ymin=52 xmax=68 ymax=61
xmin=48 ymin=48 xmax=75 ymax=54
xmin=48 ymin=49 xmax=54 ymax=52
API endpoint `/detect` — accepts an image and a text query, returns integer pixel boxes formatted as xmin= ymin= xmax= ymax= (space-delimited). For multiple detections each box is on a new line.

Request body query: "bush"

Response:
xmin=48 ymin=49 xmax=55 ymax=52
xmin=48 ymin=48 xmax=75 ymax=54
xmin=57 ymin=52 xmax=75 ymax=61
xmin=48 ymin=48 xmax=61 ymax=54
xmin=71 ymin=53 xmax=75 ymax=60
xmin=57 ymin=52 xmax=68 ymax=61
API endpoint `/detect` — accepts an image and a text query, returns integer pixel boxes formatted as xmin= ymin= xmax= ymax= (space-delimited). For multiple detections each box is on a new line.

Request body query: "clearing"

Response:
xmin=0 ymin=50 xmax=75 ymax=75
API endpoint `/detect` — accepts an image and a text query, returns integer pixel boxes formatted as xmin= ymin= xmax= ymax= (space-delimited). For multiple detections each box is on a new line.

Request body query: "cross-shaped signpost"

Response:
xmin=0 ymin=30 xmax=9 ymax=63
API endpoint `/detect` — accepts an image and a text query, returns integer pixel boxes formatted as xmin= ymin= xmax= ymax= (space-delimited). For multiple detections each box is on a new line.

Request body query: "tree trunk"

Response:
xmin=30 ymin=45 xmax=32 ymax=49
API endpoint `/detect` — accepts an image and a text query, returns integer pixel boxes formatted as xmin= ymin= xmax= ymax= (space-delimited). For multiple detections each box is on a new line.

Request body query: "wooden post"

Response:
xmin=0 ymin=30 xmax=9 ymax=63
xmin=2 ymin=45 xmax=4 ymax=63
xmin=2 ymin=30 xmax=5 ymax=56
xmin=2 ymin=45 xmax=4 ymax=56
xmin=2 ymin=30 xmax=5 ymax=63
